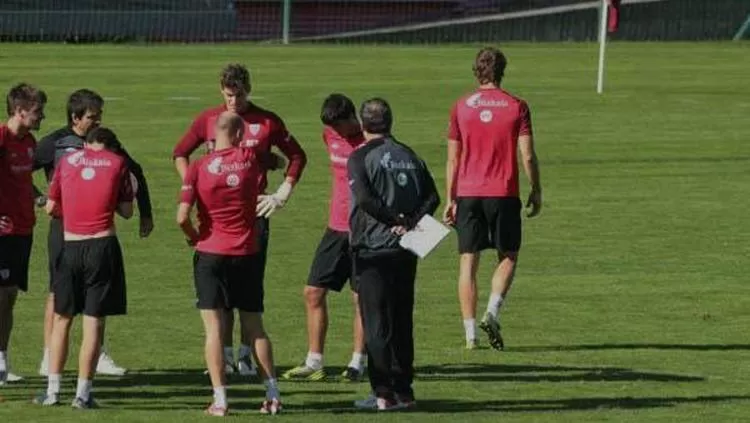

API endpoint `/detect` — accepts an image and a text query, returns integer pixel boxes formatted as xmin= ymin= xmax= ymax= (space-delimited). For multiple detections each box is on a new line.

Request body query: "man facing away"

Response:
xmin=283 ymin=94 xmax=367 ymax=382
xmin=36 ymin=127 xmax=134 ymax=408
xmin=177 ymin=111 xmax=281 ymax=416
xmin=348 ymin=98 xmax=440 ymax=410
xmin=0 ymin=83 xmax=47 ymax=384
xmin=443 ymin=47 xmax=543 ymax=350
xmin=34 ymin=88 xmax=153 ymax=377
xmin=173 ymin=63 xmax=307 ymax=376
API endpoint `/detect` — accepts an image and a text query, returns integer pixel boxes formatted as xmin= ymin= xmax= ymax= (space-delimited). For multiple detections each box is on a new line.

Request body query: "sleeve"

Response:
xmin=117 ymin=165 xmax=135 ymax=204
xmin=48 ymin=165 xmax=62 ymax=202
xmin=347 ymin=151 xmax=403 ymax=227
xmin=119 ymin=147 xmax=153 ymax=218
xmin=179 ymin=162 xmax=199 ymax=205
xmin=519 ymin=101 xmax=533 ymax=136
xmin=406 ymin=160 xmax=441 ymax=227
xmin=447 ymin=102 xmax=462 ymax=141
xmin=33 ymin=134 xmax=56 ymax=172
xmin=173 ymin=113 xmax=207 ymax=159
xmin=272 ymin=118 xmax=307 ymax=182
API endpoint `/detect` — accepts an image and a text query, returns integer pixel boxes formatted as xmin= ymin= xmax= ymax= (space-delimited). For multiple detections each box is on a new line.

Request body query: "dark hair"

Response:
xmin=359 ymin=98 xmax=393 ymax=135
xmin=473 ymin=47 xmax=507 ymax=85
xmin=67 ymin=89 xmax=103 ymax=126
xmin=220 ymin=63 xmax=251 ymax=92
xmin=86 ymin=127 xmax=120 ymax=151
xmin=320 ymin=93 xmax=356 ymax=126
xmin=6 ymin=83 xmax=47 ymax=117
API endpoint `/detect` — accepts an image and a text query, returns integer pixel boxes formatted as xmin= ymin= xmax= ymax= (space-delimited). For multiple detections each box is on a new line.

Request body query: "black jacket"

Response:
xmin=347 ymin=135 xmax=440 ymax=256
xmin=33 ymin=126 xmax=153 ymax=218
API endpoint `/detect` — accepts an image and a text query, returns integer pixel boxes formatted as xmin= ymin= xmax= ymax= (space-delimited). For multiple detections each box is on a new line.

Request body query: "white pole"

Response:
xmin=596 ymin=0 xmax=609 ymax=94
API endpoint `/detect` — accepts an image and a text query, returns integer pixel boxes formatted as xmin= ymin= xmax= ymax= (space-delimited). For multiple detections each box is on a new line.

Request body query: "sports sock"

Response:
xmin=487 ymin=294 xmax=504 ymax=319
xmin=0 ymin=351 xmax=6 ymax=372
xmin=264 ymin=378 xmax=280 ymax=401
xmin=348 ymin=352 xmax=366 ymax=371
xmin=47 ymin=373 xmax=61 ymax=396
xmin=223 ymin=347 xmax=234 ymax=363
xmin=305 ymin=352 xmax=323 ymax=370
xmin=213 ymin=386 xmax=227 ymax=408
xmin=463 ymin=319 xmax=476 ymax=342
xmin=75 ymin=378 xmax=92 ymax=401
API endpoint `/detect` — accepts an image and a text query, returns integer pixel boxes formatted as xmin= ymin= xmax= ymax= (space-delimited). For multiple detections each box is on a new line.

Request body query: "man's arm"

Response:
xmin=173 ymin=114 xmax=207 ymax=180
xmin=115 ymin=167 xmax=135 ymax=220
xmin=32 ymin=134 xmax=58 ymax=207
xmin=119 ymin=147 xmax=153 ymax=219
xmin=443 ymin=102 xmax=462 ymax=224
xmin=45 ymin=165 xmax=63 ymax=217
xmin=347 ymin=151 xmax=403 ymax=226
xmin=176 ymin=163 xmax=200 ymax=245
xmin=405 ymin=163 xmax=441 ymax=228
xmin=518 ymin=101 xmax=542 ymax=217
xmin=256 ymin=123 xmax=308 ymax=218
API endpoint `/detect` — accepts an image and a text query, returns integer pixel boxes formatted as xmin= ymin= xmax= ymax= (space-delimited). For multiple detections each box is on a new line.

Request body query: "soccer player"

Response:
xmin=443 ymin=47 xmax=542 ymax=350
xmin=348 ymin=98 xmax=439 ymax=410
xmin=283 ymin=94 xmax=366 ymax=382
xmin=33 ymin=88 xmax=153 ymax=377
xmin=178 ymin=111 xmax=281 ymax=416
xmin=173 ymin=63 xmax=307 ymax=376
xmin=35 ymin=127 xmax=134 ymax=408
xmin=0 ymin=83 xmax=47 ymax=385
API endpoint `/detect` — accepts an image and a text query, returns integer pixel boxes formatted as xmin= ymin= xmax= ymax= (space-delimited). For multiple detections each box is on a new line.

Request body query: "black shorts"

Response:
xmin=47 ymin=218 xmax=64 ymax=292
xmin=455 ymin=197 xmax=522 ymax=254
xmin=307 ymin=228 xmax=354 ymax=293
xmin=0 ymin=235 xmax=33 ymax=292
xmin=193 ymin=251 xmax=264 ymax=313
xmin=55 ymin=236 xmax=127 ymax=317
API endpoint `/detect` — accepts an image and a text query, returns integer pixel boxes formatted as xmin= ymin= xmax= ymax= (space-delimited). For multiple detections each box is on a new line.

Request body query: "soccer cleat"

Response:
xmin=281 ymin=363 xmax=326 ymax=381
xmin=354 ymin=393 xmax=378 ymax=410
xmin=465 ymin=339 xmax=479 ymax=350
xmin=396 ymin=394 xmax=417 ymax=409
xmin=479 ymin=312 xmax=504 ymax=351
xmin=96 ymin=352 xmax=127 ymax=376
xmin=237 ymin=356 xmax=257 ymax=377
xmin=259 ymin=398 xmax=282 ymax=415
xmin=205 ymin=402 xmax=228 ymax=417
xmin=376 ymin=397 xmax=407 ymax=411
xmin=33 ymin=392 xmax=60 ymax=406
xmin=5 ymin=372 xmax=23 ymax=382
xmin=340 ymin=366 xmax=364 ymax=382
xmin=71 ymin=396 xmax=98 ymax=409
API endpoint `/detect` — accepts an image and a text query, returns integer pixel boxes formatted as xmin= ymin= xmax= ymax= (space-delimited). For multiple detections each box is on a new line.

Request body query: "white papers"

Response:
xmin=399 ymin=215 xmax=451 ymax=259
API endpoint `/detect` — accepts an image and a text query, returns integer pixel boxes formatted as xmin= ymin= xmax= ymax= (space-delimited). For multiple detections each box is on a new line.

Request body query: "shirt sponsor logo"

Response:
xmin=380 ymin=152 xmax=417 ymax=170
xmin=480 ymin=110 xmax=493 ymax=123
xmin=180 ymin=184 xmax=192 ymax=191
xmin=10 ymin=164 xmax=32 ymax=173
xmin=243 ymin=139 xmax=260 ymax=148
xmin=81 ymin=167 xmax=96 ymax=180
xmin=226 ymin=173 xmax=240 ymax=187
xmin=330 ymin=153 xmax=348 ymax=165
xmin=66 ymin=151 xmax=112 ymax=168
xmin=465 ymin=93 xmax=509 ymax=109
xmin=207 ymin=157 xmax=253 ymax=175
xmin=397 ymin=172 xmax=408 ymax=187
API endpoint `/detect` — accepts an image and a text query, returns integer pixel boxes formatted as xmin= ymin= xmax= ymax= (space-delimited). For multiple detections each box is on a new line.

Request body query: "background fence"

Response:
xmin=0 ymin=0 xmax=748 ymax=43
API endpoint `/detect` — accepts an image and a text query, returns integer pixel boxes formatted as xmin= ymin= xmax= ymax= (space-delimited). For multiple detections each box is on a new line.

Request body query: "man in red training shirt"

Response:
xmin=444 ymin=47 xmax=543 ymax=351
xmin=283 ymin=94 xmax=366 ymax=382
xmin=0 ymin=82 xmax=47 ymax=385
xmin=177 ymin=111 xmax=281 ymax=416
xmin=36 ymin=127 xmax=134 ymax=408
xmin=173 ymin=63 xmax=307 ymax=376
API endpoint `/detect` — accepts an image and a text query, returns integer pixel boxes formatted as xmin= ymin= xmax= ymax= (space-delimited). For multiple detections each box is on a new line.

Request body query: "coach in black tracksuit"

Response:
xmin=32 ymin=89 xmax=152 ymax=375
xmin=347 ymin=98 xmax=439 ymax=407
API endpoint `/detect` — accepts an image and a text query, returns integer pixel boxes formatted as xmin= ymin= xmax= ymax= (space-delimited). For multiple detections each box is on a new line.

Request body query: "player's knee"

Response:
xmin=500 ymin=250 xmax=519 ymax=262
xmin=304 ymin=286 xmax=326 ymax=308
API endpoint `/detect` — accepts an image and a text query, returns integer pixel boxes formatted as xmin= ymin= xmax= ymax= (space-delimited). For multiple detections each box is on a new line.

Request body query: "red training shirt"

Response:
xmin=0 ymin=125 xmax=37 ymax=235
xmin=48 ymin=148 xmax=134 ymax=235
xmin=448 ymin=87 xmax=533 ymax=198
xmin=180 ymin=147 xmax=260 ymax=256
xmin=323 ymin=126 xmax=365 ymax=232
xmin=173 ymin=104 xmax=307 ymax=194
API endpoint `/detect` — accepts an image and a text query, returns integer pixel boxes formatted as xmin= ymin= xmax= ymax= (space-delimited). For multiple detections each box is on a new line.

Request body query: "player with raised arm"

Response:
xmin=35 ymin=127 xmax=134 ymax=408
xmin=0 ymin=83 xmax=47 ymax=384
xmin=443 ymin=47 xmax=542 ymax=350
xmin=283 ymin=94 xmax=366 ymax=382
xmin=34 ymin=89 xmax=153 ymax=377
xmin=177 ymin=111 xmax=281 ymax=416
xmin=173 ymin=63 xmax=307 ymax=376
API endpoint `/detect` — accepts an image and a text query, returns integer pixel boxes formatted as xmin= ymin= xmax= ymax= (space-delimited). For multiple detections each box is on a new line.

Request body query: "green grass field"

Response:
xmin=1 ymin=42 xmax=749 ymax=422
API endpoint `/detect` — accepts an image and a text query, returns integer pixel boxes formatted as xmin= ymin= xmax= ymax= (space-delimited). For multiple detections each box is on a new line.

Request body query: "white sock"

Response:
xmin=213 ymin=386 xmax=227 ymax=408
xmin=305 ymin=352 xmax=323 ymax=370
xmin=0 ymin=351 xmax=7 ymax=371
xmin=43 ymin=348 xmax=50 ymax=362
xmin=238 ymin=344 xmax=252 ymax=359
xmin=264 ymin=378 xmax=280 ymax=401
xmin=463 ymin=319 xmax=476 ymax=342
xmin=223 ymin=347 xmax=234 ymax=363
xmin=75 ymin=378 xmax=92 ymax=401
xmin=47 ymin=373 xmax=61 ymax=395
xmin=487 ymin=294 xmax=504 ymax=319
xmin=348 ymin=352 xmax=366 ymax=371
